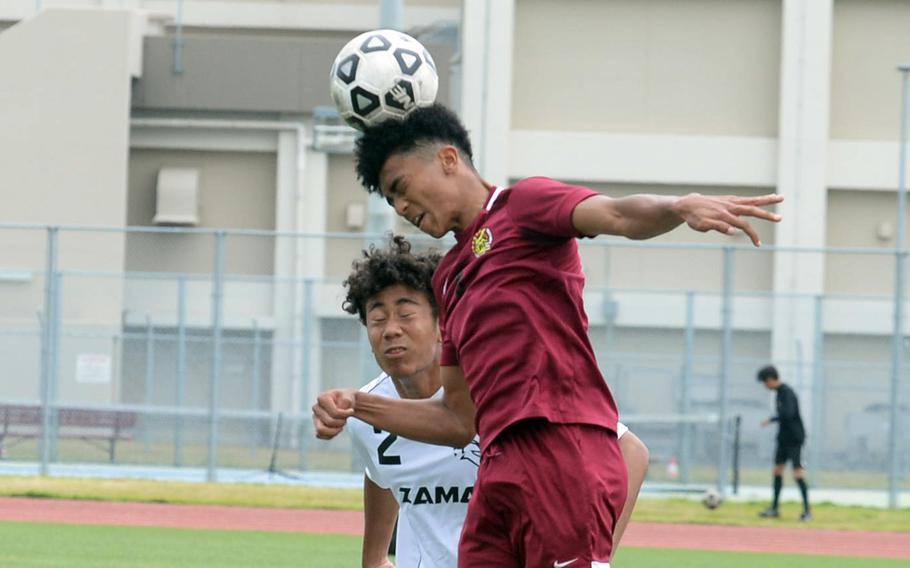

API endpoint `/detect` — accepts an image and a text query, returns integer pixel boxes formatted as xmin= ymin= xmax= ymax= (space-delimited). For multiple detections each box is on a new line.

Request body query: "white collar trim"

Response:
xmin=485 ymin=186 xmax=505 ymax=211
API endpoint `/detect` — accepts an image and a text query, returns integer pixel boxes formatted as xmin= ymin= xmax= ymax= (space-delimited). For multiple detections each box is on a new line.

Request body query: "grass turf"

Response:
xmin=614 ymin=547 xmax=909 ymax=567
xmin=0 ymin=521 xmax=361 ymax=568
xmin=630 ymin=498 xmax=910 ymax=532
xmin=1 ymin=476 xmax=907 ymax=533
xmin=0 ymin=521 xmax=904 ymax=568
xmin=0 ymin=475 xmax=363 ymax=511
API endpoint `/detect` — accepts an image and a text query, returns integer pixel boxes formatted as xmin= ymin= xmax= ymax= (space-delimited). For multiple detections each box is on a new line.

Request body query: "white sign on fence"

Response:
xmin=75 ymin=353 xmax=112 ymax=384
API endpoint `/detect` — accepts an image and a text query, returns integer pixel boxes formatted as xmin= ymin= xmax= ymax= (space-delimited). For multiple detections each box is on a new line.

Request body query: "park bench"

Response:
xmin=0 ymin=405 xmax=137 ymax=462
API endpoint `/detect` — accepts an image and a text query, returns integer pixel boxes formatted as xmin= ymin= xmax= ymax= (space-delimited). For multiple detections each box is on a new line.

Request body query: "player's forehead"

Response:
xmin=367 ymin=283 xmax=431 ymax=310
xmin=377 ymin=154 xmax=408 ymax=196
xmin=377 ymin=144 xmax=438 ymax=194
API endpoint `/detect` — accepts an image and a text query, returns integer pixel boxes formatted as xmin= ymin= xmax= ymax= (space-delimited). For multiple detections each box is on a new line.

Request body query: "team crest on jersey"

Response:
xmin=454 ymin=437 xmax=481 ymax=467
xmin=471 ymin=227 xmax=493 ymax=257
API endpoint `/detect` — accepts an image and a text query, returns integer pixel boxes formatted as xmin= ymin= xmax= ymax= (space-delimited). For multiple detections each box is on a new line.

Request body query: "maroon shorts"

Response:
xmin=458 ymin=420 xmax=627 ymax=567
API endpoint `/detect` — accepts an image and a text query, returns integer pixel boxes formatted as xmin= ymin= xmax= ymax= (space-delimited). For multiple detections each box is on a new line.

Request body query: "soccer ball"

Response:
xmin=329 ymin=29 xmax=439 ymax=131
xmin=701 ymin=489 xmax=723 ymax=510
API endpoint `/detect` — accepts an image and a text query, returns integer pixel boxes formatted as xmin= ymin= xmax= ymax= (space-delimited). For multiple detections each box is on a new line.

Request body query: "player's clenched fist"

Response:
xmin=312 ymin=388 xmax=357 ymax=439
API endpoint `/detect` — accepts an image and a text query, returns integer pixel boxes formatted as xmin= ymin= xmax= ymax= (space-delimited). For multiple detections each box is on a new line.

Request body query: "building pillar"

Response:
xmin=272 ymin=128 xmax=326 ymax=418
xmin=460 ymin=0 xmax=514 ymax=187
xmin=772 ymin=0 xmax=833 ymax=416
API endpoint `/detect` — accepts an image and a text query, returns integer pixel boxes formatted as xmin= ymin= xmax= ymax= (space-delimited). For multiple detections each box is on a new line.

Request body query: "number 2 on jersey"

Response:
xmin=374 ymin=427 xmax=402 ymax=465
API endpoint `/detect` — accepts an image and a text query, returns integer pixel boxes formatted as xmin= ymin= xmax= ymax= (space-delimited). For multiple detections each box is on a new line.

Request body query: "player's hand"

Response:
xmin=364 ymin=560 xmax=395 ymax=568
xmin=312 ymin=388 xmax=357 ymax=440
xmin=674 ymin=193 xmax=783 ymax=247
xmin=760 ymin=418 xmax=771 ymax=427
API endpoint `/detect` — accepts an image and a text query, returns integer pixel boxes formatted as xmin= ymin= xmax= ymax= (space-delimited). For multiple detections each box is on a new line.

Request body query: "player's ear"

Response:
xmin=438 ymin=145 xmax=459 ymax=174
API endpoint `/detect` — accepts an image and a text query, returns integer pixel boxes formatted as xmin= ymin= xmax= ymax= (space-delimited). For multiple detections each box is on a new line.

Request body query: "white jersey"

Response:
xmin=349 ymin=374 xmax=480 ymax=568
xmin=350 ymin=373 xmax=631 ymax=568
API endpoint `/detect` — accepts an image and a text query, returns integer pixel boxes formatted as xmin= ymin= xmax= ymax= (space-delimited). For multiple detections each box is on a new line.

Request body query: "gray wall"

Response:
xmin=126 ymin=148 xmax=278 ymax=276
xmin=512 ymin=0 xmax=782 ymax=136
xmin=325 ymin=154 xmax=366 ymax=279
xmin=134 ymin=31 xmax=454 ymax=114
xmin=825 ymin=189 xmax=902 ymax=296
xmin=831 ymin=0 xmax=910 ymax=140
xmin=0 ymin=10 xmax=137 ymax=404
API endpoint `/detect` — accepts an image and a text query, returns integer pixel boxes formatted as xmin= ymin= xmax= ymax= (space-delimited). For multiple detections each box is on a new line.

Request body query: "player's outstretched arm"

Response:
xmin=312 ymin=365 xmax=476 ymax=447
xmin=571 ymin=193 xmax=783 ymax=246
xmin=362 ymin=476 xmax=398 ymax=568
xmin=613 ymin=430 xmax=649 ymax=553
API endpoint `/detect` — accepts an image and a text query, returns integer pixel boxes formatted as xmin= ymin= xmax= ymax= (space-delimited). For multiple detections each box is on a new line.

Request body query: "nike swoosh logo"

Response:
xmin=554 ymin=560 xmax=577 ymax=568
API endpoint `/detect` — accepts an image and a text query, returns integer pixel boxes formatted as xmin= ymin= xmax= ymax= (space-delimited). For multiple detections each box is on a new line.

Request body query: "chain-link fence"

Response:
xmin=0 ymin=224 xmax=906 ymax=504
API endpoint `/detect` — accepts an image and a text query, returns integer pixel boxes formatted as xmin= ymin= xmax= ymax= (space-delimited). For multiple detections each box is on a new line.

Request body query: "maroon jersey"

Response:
xmin=433 ymin=176 xmax=619 ymax=452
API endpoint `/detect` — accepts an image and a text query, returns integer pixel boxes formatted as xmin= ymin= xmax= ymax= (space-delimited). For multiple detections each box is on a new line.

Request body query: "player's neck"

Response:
xmin=454 ymin=175 xmax=495 ymax=232
xmin=390 ymin=367 xmax=442 ymax=400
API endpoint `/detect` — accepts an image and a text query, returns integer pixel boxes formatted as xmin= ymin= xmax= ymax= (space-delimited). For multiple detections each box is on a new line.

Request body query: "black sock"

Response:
xmin=797 ymin=478 xmax=810 ymax=512
xmin=772 ymin=475 xmax=783 ymax=510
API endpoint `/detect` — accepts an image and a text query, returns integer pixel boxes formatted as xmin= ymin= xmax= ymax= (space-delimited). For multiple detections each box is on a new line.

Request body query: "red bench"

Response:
xmin=0 ymin=405 xmax=137 ymax=462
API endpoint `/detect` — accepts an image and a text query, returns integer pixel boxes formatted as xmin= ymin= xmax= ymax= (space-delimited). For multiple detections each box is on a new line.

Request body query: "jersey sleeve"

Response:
xmin=432 ymin=264 xmax=459 ymax=366
xmin=441 ymin=336 xmax=459 ymax=366
xmin=350 ymin=420 xmax=390 ymax=489
xmin=507 ymin=176 xmax=599 ymax=238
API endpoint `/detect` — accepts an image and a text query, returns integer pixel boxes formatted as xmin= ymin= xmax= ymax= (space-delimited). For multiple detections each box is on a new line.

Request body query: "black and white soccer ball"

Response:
xmin=701 ymin=489 xmax=723 ymax=510
xmin=329 ymin=29 xmax=439 ymax=131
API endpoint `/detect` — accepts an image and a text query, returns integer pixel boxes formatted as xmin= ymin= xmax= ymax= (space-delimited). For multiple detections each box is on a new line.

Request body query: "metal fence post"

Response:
xmin=888 ymin=65 xmax=910 ymax=509
xmin=732 ymin=414 xmax=742 ymax=495
xmin=251 ymin=318 xmax=262 ymax=456
xmin=144 ymin=315 xmax=156 ymax=453
xmin=889 ymin=244 xmax=906 ymax=508
xmin=38 ymin=226 xmax=59 ymax=476
xmin=810 ymin=294 xmax=825 ymax=488
xmin=174 ymin=276 xmax=187 ymax=467
xmin=173 ymin=0 xmax=185 ymax=74
xmin=679 ymin=291 xmax=696 ymax=485
xmin=207 ymin=232 xmax=226 ymax=482
xmin=716 ymin=246 xmax=735 ymax=494
xmin=604 ymin=290 xmax=617 ymax=358
xmin=298 ymin=278 xmax=313 ymax=471
xmin=252 ymin=318 xmax=262 ymax=412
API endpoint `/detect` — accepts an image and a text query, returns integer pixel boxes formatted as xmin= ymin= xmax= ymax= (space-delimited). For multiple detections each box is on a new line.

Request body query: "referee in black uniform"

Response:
xmin=757 ymin=365 xmax=812 ymax=521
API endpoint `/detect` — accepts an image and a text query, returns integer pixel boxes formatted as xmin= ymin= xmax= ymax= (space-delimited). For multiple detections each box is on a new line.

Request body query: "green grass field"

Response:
xmin=0 ymin=476 xmax=906 ymax=566
xmin=0 ymin=475 xmax=363 ymax=511
xmin=0 ymin=521 xmax=904 ymax=568
xmin=2 ymin=476 xmax=907 ymax=533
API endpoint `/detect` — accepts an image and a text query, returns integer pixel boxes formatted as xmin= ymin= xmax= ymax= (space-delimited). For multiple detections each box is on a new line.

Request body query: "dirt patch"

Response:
xmin=0 ymin=497 xmax=361 ymax=535
xmin=622 ymin=521 xmax=910 ymax=559
xmin=1 ymin=497 xmax=907 ymax=559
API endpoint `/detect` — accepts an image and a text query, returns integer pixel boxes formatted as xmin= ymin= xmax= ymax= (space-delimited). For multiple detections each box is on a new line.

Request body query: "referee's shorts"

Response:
xmin=774 ymin=443 xmax=804 ymax=468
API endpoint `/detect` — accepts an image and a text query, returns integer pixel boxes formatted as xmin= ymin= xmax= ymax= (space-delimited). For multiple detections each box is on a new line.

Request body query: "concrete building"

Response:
xmin=0 ymin=1 xmax=908 ymax=474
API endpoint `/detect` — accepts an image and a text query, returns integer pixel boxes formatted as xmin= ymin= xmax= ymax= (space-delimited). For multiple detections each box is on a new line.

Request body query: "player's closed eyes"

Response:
xmin=385 ymin=182 xmax=407 ymax=207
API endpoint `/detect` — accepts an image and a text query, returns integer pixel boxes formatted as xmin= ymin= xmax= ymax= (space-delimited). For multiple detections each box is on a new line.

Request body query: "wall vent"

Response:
xmin=153 ymin=167 xmax=200 ymax=225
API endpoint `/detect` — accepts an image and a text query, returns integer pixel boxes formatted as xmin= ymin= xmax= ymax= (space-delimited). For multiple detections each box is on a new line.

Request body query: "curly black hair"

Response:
xmin=342 ymin=234 xmax=442 ymax=325
xmin=354 ymin=103 xmax=474 ymax=194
